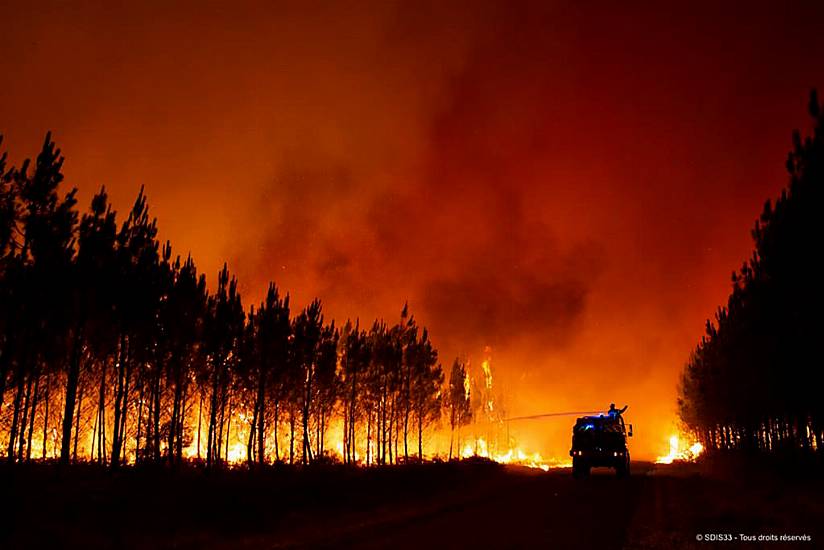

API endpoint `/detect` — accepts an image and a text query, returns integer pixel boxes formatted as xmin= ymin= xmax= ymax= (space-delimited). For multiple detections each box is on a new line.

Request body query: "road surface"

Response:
xmin=4 ymin=460 xmax=821 ymax=549
xmin=284 ymin=465 xmax=646 ymax=549
xmin=245 ymin=462 xmax=821 ymax=550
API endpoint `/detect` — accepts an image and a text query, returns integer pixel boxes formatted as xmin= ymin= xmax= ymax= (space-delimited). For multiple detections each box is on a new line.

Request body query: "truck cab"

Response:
xmin=569 ymin=414 xmax=631 ymax=478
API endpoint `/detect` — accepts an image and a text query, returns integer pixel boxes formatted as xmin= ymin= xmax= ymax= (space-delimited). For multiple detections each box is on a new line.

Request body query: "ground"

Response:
xmin=2 ymin=458 xmax=821 ymax=549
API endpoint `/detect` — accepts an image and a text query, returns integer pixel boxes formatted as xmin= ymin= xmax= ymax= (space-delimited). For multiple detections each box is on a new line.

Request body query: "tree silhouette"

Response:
xmin=7 ymin=134 xmax=77 ymax=464
xmin=447 ymin=359 xmax=471 ymax=460
xmin=204 ymin=264 xmax=244 ymax=467
xmin=60 ymin=186 xmax=117 ymax=464
xmin=243 ymin=283 xmax=290 ymax=465
xmin=409 ymin=328 xmax=442 ymax=462
xmin=291 ymin=299 xmax=323 ymax=464
xmin=678 ymin=90 xmax=824 ymax=456
xmin=0 ymin=136 xmax=19 ymax=433
xmin=339 ymin=320 xmax=369 ymax=464
xmin=0 ymin=131 xmax=459 ymax=469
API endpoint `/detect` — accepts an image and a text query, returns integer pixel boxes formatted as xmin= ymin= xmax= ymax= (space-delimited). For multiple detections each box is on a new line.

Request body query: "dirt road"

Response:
xmin=274 ymin=466 xmax=644 ymax=549
xmin=256 ymin=462 xmax=821 ymax=550
xmin=4 ymin=460 xmax=821 ymax=549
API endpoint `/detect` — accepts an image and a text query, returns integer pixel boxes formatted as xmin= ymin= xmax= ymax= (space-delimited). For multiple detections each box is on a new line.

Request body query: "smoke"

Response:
xmin=233 ymin=5 xmax=606 ymax=362
xmin=4 ymin=0 xmax=824 ymax=459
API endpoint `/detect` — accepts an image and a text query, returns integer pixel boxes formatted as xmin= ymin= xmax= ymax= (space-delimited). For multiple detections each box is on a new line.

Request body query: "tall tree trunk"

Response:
xmin=403 ymin=397 xmax=410 ymax=462
xmin=119 ymin=360 xmax=131 ymax=464
xmin=111 ymin=334 xmax=127 ymax=467
xmin=289 ymin=407 xmax=295 ymax=465
xmin=302 ymin=365 xmax=314 ymax=464
xmin=247 ymin=400 xmax=257 ymax=466
xmin=7 ymin=369 xmax=25 ymax=463
xmin=176 ymin=383 xmax=187 ymax=461
xmin=217 ymin=381 xmax=227 ymax=463
xmin=60 ymin=327 xmax=84 ymax=465
xmin=135 ymin=375 xmax=144 ymax=463
xmin=257 ymin=373 xmax=266 ymax=465
xmin=145 ymin=380 xmax=154 ymax=461
xmin=0 ymin=339 xmax=14 ymax=419
xmin=389 ymin=394 xmax=394 ymax=463
xmin=224 ymin=398 xmax=233 ymax=462
xmin=42 ymin=376 xmax=50 ymax=459
xmin=403 ymin=367 xmax=411 ymax=463
xmin=274 ymin=400 xmax=280 ymax=462
xmin=396 ymin=407 xmax=400 ymax=463
xmin=315 ymin=408 xmax=321 ymax=457
xmin=196 ymin=388 xmax=203 ymax=460
xmin=151 ymin=371 xmax=161 ymax=462
xmin=73 ymin=384 xmax=83 ymax=462
xmin=17 ymin=369 xmax=34 ymax=460
xmin=25 ymin=372 xmax=40 ymax=461
xmin=90 ymin=398 xmax=98 ymax=462
xmin=320 ymin=408 xmax=326 ymax=457
xmin=381 ymin=383 xmax=388 ymax=465
xmin=418 ymin=412 xmax=423 ymax=463
xmin=207 ymin=364 xmax=220 ymax=467
xmin=168 ymin=382 xmax=178 ymax=464
xmin=366 ymin=410 xmax=372 ymax=466
xmin=97 ymin=363 xmax=107 ymax=464
xmin=348 ymin=371 xmax=357 ymax=464
xmin=349 ymin=408 xmax=356 ymax=464
xmin=168 ymin=362 xmax=182 ymax=465
xmin=342 ymin=404 xmax=348 ymax=463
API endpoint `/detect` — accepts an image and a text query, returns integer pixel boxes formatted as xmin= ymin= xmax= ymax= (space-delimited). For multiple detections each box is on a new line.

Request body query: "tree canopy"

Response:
xmin=678 ymin=90 xmax=824 ymax=455
xmin=0 ymin=134 xmax=448 ymax=467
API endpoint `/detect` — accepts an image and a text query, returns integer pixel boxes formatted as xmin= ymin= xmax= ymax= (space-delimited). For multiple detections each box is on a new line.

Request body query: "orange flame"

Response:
xmin=655 ymin=433 xmax=703 ymax=464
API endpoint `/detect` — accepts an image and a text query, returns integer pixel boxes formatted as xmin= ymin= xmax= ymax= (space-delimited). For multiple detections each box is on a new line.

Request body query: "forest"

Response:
xmin=678 ymin=90 xmax=824 ymax=456
xmin=0 ymin=134 xmax=475 ymax=468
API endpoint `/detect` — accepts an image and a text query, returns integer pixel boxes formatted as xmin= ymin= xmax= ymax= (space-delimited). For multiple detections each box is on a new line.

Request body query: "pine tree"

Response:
xmin=447 ymin=359 xmax=471 ymax=460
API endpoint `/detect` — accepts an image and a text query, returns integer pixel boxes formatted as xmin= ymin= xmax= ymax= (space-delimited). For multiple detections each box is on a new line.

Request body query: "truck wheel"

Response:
xmin=572 ymin=460 xmax=589 ymax=478
xmin=615 ymin=458 xmax=630 ymax=478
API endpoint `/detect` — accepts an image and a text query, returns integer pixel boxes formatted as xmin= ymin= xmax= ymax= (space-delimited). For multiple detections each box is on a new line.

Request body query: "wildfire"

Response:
xmin=18 ymin=343 xmax=569 ymax=470
xmin=226 ymin=442 xmax=248 ymax=464
xmin=458 ymin=436 xmax=571 ymax=471
xmin=655 ymin=433 xmax=704 ymax=464
xmin=481 ymin=358 xmax=494 ymax=413
xmin=449 ymin=348 xmax=570 ymax=471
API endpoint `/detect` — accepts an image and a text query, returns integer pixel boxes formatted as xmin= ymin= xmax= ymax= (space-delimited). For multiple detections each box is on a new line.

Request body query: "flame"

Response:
xmin=12 ymin=343 xmax=570 ymax=470
xmin=450 ymin=348 xmax=570 ymax=471
xmin=655 ymin=433 xmax=704 ymax=464
xmin=481 ymin=358 xmax=494 ymax=413
xmin=226 ymin=442 xmax=248 ymax=464
xmin=481 ymin=359 xmax=493 ymax=391
xmin=458 ymin=436 xmax=570 ymax=471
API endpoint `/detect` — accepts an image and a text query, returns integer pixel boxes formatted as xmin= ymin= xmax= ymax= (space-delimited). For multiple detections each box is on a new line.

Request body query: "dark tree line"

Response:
xmin=0 ymin=133 xmax=450 ymax=467
xmin=678 ymin=91 xmax=824 ymax=455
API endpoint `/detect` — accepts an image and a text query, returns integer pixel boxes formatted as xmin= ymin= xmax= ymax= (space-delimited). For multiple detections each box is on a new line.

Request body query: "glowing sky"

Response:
xmin=2 ymin=1 xmax=823 ymax=458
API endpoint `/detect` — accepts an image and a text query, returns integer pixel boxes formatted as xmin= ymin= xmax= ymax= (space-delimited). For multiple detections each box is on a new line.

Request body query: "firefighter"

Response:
xmin=608 ymin=403 xmax=627 ymax=418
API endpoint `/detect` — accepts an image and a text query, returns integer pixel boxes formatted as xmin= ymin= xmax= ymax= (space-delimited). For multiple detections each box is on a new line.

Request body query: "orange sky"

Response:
xmin=2 ymin=1 xmax=823 ymax=459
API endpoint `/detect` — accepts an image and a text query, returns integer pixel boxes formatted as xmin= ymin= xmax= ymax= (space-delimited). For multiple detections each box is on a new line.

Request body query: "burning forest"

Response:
xmin=0 ymin=137 xmax=554 ymax=470
xmin=3 ymin=2 xmax=824 ymax=548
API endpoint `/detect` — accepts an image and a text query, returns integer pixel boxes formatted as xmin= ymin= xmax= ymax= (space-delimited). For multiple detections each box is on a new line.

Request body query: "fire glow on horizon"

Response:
xmin=7 ymin=342 xmax=682 ymax=471
xmin=1 ymin=1 xmax=823 ymax=464
xmin=14 ymin=347 xmax=570 ymax=470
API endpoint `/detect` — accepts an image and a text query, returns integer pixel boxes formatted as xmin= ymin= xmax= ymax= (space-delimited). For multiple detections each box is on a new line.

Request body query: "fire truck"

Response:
xmin=569 ymin=414 xmax=632 ymax=478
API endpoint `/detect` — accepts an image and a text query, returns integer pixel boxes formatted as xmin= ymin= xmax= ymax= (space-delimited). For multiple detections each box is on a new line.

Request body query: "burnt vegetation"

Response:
xmin=0 ymin=134 xmax=472 ymax=468
xmin=678 ymin=90 xmax=824 ymax=457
